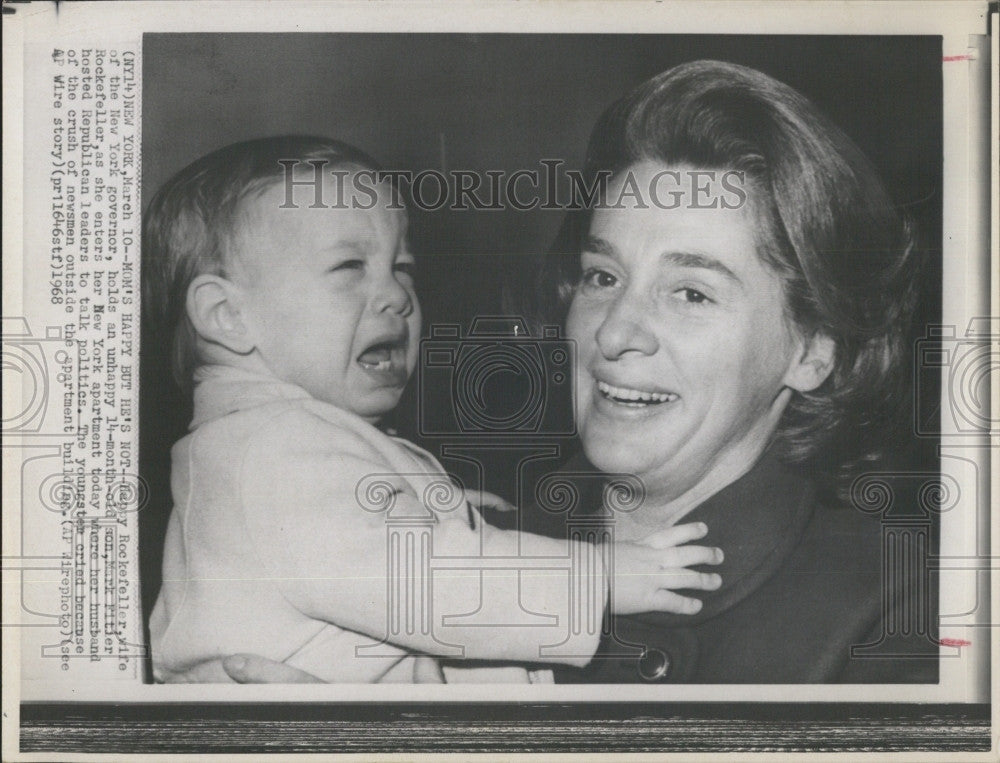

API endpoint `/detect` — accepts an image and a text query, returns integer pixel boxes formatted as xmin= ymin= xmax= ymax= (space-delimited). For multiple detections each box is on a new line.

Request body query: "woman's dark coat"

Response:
xmin=517 ymin=453 xmax=939 ymax=684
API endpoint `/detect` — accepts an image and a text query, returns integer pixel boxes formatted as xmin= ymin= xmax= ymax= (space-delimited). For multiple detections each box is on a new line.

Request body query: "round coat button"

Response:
xmin=638 ymin=647 xmax=671 ymax=681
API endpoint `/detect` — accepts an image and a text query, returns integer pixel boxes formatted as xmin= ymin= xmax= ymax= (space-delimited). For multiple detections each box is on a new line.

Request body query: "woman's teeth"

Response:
xmin=597 ymin=380 xmax=677 ymax=404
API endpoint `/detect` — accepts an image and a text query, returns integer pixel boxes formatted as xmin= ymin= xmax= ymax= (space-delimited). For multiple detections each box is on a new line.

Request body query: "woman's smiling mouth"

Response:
xmin=596 ymin=380 xmax=678 ymax=405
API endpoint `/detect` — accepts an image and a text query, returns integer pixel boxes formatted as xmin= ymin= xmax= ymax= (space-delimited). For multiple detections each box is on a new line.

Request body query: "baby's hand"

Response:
xmin=609 ymin=522 xmax=723 ymax=616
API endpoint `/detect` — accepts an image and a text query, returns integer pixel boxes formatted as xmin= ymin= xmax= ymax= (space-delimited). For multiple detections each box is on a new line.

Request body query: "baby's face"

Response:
xmin=233 ymin=173 xmax=420 ymax=422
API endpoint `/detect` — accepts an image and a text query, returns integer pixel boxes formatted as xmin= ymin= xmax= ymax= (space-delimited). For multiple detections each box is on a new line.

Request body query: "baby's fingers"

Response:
xmin=472 ymin=490 xmax=517 ymax=513
xmin=659 ymin=543 xmax=724 ymax=569
xmin=645 ymin=588 xmax=704 ymax=616
xmin=641 ymin=522 xmax=709 ymax=549
xmin=659 ymin=569 xmax=723 ymax=592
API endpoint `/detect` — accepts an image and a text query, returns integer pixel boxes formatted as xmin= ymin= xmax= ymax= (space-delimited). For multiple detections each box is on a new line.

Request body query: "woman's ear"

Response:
xmin=186 ymin=274 xmax=255 ymax=355
xmin=784 ymin=332 xmax=836 ymax=392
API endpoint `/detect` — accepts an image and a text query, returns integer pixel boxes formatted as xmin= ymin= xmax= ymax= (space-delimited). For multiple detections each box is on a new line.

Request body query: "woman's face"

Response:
xmin=567 ymin=162 xmax=823 ymax=505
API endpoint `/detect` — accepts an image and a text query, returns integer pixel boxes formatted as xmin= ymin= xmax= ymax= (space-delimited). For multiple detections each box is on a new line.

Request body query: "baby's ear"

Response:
xmin=186 ymin=274 xmax=255 ymax=355
xmin=783 ymin=332 xmax=836 ymax=393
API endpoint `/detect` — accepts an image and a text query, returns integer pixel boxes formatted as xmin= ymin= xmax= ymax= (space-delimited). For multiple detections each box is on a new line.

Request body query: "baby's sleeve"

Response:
xmin=238 ymin=410 xmax=605 ymax=667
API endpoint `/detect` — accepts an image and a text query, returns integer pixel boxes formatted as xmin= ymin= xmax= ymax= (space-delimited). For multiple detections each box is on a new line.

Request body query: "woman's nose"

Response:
xmin=371 ymin=272 xmax=413 ymax=317
xmin=594 ymin=293 xmax=659 ymax=359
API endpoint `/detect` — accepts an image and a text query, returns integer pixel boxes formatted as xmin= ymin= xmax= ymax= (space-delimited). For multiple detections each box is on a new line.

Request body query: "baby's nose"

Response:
xmin=372 ymin=274 xmax=412 ymax=315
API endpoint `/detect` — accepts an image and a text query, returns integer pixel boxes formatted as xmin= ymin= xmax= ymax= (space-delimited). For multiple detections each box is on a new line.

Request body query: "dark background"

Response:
xmin=140 ymin=33 xmax=942 ymax=629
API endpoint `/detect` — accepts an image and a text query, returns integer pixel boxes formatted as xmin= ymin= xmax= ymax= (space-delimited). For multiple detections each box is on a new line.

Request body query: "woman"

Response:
xmin=526 ymin=59 xmax=934 ymax=683
xmin=174 ymin=60 xmax=935 ymax=684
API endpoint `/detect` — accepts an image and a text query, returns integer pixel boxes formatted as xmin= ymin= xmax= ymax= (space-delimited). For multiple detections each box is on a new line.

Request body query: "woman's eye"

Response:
xmin=673 ymin=287 xmax=711 ymax=305
xmin=580 ymin=267 xmax=619 ymax=290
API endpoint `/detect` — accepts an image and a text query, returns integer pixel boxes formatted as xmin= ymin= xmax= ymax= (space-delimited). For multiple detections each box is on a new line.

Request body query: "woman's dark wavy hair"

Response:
xmin=531 ymin=60 xmax=922 ymax=489
xmin=142 ymin=135 xmax=382 ymax=390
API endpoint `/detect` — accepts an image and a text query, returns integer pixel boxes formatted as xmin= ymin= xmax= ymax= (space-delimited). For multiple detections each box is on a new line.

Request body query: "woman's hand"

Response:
xmin=222 ymin=654 xmax=326 ymax=683
xmin=610 ymin=522 xmax=724 ymax=615
xmin=161 ymin=655 xmax=325 ymax=683
xmin=163 ymin=654 xmax=445 ymax=683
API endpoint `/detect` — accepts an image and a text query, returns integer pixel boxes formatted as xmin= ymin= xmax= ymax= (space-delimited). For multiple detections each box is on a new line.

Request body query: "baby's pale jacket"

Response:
xmin=150 ymin=365 xmax=606 ymax=682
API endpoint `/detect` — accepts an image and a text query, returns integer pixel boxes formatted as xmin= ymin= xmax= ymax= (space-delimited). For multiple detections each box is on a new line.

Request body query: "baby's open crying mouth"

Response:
xmin=358 ymin=341 xmax=402 ymax=371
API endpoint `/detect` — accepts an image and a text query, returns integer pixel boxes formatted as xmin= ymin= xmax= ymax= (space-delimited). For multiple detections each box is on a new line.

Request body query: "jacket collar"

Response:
xmin=188 ymin=364 xmax=312 ymax=430
xmin=633 ymin=449 xmax=816 ymax=627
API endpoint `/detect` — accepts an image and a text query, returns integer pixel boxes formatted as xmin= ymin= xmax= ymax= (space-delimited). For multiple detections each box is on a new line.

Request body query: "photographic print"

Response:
xmin=2 ymin=1 xmax=994 ymax=757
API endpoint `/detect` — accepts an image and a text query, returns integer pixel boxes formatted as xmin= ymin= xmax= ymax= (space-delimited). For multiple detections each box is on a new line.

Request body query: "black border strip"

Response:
xmin=20 ymin=702 xmax=992 ymax=753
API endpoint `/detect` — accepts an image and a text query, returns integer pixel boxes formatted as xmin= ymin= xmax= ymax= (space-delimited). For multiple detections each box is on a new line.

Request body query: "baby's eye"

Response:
xmin=579 ymin=267 xmax=620 ymax=291
xmin=328 ymin=259 xmax=365 ymax=274
xmin=672 ymin=287 xmax=712 ymax=305
xmin=393 ymin=260 xmax=416 ymax=278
